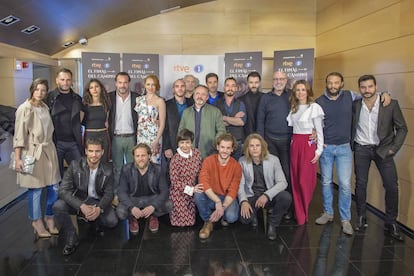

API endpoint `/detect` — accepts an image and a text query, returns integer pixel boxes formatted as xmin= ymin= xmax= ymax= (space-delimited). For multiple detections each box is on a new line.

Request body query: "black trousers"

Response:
xmin=53 ymin=198 xmax=118 ymax=241
xmin=354 ymin=144 xmax=399 ymax=224
xmin=239 ymin=191 xmax=292 ymax=227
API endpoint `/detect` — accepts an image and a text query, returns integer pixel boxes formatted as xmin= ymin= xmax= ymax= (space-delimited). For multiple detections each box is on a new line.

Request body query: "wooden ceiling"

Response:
xmin=0 ymin=0 xmax=212 ymax=56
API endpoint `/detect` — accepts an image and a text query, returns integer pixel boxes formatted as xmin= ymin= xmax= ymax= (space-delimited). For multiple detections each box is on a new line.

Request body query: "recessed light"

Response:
xmin=63 ymin=41 xmax=75 ymax=47
xmin=0 ymin=15 xmax=20 ymax=26
xmin=21 ymin=25 xmax=40 ymax=34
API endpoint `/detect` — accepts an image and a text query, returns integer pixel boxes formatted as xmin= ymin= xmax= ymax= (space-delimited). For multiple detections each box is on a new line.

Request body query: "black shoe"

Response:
xmin=284 ymin=211 xmax=293 ymax=220
xmin=267 ymin=225 xmax=277 ymax=241
xmin=251 ymin=215 xmax=258 ymax=228
xmin=385 ymin=223 xmax=404 ymax=242
xmin=90 ymin=223 xmax=105 ymax=237
xmin=62 ymin=234 xmax=79 ymax=256
xmin=355 ymin=216 xmax=368 ymax=231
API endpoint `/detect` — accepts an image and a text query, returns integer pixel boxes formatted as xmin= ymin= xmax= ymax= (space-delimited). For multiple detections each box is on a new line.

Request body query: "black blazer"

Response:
xmin=351 ymin=99 xmax=407 ymax=159
xmin=107 ymin=91 xmax=139 ymax=141
xmin=162 ymin=97 xmax=193 ymax=154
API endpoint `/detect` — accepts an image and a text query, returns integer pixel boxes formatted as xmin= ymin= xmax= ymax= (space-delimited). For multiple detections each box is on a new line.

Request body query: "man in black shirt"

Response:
xmin=117 ymin=143 xmax=171 ymax=235
xmin=45 ymin=68 xmax=83 ymax=177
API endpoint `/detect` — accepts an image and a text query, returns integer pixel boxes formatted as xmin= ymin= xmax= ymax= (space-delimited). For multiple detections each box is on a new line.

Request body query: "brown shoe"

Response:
xmin=199 ymin=222 xmax=213 ymax=239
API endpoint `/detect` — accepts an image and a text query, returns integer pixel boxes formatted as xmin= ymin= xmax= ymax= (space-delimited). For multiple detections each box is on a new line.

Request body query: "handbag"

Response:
xmin=9 ymin=152 xmax=36 ymax=175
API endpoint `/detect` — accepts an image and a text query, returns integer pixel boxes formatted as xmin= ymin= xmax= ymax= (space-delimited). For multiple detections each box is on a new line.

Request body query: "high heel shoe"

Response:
xmin=44 ymin=217 xmax=59 ymax=235
xmin=32 ymin=221 xmax=51 ymax=239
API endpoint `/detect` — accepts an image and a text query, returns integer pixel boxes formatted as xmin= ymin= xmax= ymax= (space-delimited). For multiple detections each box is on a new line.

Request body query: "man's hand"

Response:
xmin=86 ymin=205 xmax=101 ymax=221
xmin=164 ymin=149 xmax=174 ymax=159
xmin=240 ymin=201 xmax=253 ymax=219
xmin=309 ymin=128 xmax=317 ymax=143
xmin=80 ymin=204 xmax=96 ymax=221
xmin=142 ymin=205 xmax=155 ymax=218
xmin=381 ymin=92 xmax=391 ymax=107
xmin=209 ymin=202 xmax=224 ymax=222
xmin=255 ymin=195 xmax=268 ymax=209
xmin=131 ymin=206 xmax=144 ymax=219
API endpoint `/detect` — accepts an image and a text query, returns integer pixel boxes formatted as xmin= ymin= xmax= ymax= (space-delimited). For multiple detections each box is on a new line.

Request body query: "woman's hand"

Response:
xmin=151 ymin=139 xmax=159 ymax=154
xmin=15 ymin=159 xmax=24 ymax=172
xmin=311 ymin=152 xmax=320 ymax=164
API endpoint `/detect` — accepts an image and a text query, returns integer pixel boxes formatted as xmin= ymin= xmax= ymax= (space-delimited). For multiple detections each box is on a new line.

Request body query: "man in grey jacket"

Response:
xmin=238 ymin=133 xmax=292 ymax=240
xmin=53 ymin=137 xmax=117 ymax=256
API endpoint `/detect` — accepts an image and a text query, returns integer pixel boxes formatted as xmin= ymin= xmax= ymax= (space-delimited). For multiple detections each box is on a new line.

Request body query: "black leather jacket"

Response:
xmin=45 ymin=88 xmax=84 ymax=152
xmin=118 ymin=162 xmax=168 ymax=211
xmin=59 ymin=157 xmax=114 ymax=211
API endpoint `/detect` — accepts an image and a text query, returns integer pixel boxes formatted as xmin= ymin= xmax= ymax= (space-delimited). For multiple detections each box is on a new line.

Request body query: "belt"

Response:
xmin=355 ymin=142 xmax=377 ymax=149
xmin=113 ymin=133 xmax=134 ymax=137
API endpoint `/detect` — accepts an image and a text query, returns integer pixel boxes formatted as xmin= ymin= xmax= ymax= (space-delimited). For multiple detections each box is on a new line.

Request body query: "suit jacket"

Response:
xmin=237 ymin=154 xmax=288 ymax=203
xmin=351 ymin=99 xmax=407 ymax=159
xmin=162 ymin=97 xmax=193 ymax=154
xmin=108 ymin=91 xmax=139 ymax=140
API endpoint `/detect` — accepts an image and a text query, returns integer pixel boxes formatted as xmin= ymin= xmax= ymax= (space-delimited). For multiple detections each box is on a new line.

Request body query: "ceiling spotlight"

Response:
xmin=63 ymin=41 xmax=75 ymax=48
xmin=0 ymin=15 xmax=20 ymax=26
xmin=78 ymin=37 xmax=88 ymax=46
xmin=21 ymin=25 xmax=40 ymax=34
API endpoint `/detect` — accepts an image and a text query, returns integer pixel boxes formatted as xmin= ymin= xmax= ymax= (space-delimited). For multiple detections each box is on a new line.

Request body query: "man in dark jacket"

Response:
xmin=53 ymin=137 xmax=117 ymax=256
xmin=45 ymin=68 xmax=84 ymax=177
xmin=117 ymin=143 xmax=171 ymax=235
xmin=351 ymin=74 xmax=407 ymax=241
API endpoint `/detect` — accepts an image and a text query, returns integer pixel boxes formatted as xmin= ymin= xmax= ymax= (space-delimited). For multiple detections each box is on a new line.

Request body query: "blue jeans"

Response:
xmin=231 ymin=140 xmax=243 ymax=161
xmin=28 ymin=184 xmax=59 ymax=220
xmin=194 ymin=193 xmax=239 ymax=223
xmin=319 ymin=143 xmax=352 ymax=221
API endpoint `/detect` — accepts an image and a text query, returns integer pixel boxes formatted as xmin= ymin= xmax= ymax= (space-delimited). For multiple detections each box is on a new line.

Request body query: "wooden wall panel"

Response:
xmin=317 ymin=0 xmax=399 ymax=35
xmin=316 ymin=0 xmax=414 ymax=229
xmin=54 ymin=0 xmax=316 ymax=59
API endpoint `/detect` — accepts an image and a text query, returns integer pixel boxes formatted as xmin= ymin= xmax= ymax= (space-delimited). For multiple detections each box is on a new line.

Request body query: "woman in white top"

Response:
xmin=287 ymin=80 xmax=324 ymax=225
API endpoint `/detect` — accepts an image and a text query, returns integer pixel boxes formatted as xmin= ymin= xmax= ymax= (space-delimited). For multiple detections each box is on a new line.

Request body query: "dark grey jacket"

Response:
xmin=351 ymin=99 xmax=408 ymax=159
xmin=118 ymin=162 xmax=169 ymax=211
xmin=59 ymin=157 xmax=114 ymax=211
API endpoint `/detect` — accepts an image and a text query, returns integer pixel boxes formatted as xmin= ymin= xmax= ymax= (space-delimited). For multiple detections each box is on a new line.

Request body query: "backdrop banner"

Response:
xmin=81 ymin=52 xmax=121 ymax=92
xmin=122 ymin=53 xmax=159 ymax=96
xmin=225 ymin=51 xmax=262 ymax=97
xmin=273 ymin=48 xmax=315 ymax=89
xmin=160 ymin=55 xmax=224 ymax=100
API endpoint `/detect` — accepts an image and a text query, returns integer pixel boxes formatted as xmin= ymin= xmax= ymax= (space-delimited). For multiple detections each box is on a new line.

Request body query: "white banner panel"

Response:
xmin=160 ymin=55 xmax=224 ymax=100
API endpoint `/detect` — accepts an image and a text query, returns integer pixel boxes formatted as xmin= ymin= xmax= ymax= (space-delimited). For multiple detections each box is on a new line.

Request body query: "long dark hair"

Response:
xmin=83 ymin=79 xmax=111 ymax=112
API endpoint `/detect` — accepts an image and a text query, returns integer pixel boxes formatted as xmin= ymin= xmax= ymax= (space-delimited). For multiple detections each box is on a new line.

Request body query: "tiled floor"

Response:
xmin=1 ymin=184 xmax=414 ymax=276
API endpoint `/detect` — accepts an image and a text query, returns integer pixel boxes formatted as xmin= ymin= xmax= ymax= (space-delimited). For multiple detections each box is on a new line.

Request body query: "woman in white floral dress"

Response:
xmin=134 ymin=75 xmax=166 ymax=164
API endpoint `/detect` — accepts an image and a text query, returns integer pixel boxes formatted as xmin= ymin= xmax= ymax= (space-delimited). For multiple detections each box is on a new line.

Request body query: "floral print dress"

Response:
xmin=134 ymin=96 xmax=162 ymax=164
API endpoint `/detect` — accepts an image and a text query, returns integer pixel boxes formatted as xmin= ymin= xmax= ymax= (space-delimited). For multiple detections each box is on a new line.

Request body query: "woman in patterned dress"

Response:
xmin=169 ymin=129 xmax=203 ymax=226
xmin=134 ymin=75 xmax=166 ymax=164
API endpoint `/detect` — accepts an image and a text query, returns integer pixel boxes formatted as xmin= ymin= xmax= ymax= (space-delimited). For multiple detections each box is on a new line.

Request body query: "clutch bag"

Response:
xmin=9 ymin=152 xmax=36 ymax=174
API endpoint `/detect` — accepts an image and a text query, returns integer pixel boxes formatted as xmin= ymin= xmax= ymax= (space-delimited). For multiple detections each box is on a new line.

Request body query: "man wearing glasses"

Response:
xmin=256 ymin=71 xmax=293 ymax=220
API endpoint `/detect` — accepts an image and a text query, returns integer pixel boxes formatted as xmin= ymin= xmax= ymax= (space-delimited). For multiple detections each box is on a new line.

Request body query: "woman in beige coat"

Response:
xmin=13 ymin=78 xmax=61 ymax=238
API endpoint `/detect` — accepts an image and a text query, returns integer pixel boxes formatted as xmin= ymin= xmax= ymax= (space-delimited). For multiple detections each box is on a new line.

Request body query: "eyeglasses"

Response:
xmin=273 ymin=78 xmax=287 ymax=81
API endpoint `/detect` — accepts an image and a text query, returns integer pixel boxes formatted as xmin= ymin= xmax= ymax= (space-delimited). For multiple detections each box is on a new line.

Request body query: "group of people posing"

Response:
xmin=12 ymin=67 xmax=407 ymax=256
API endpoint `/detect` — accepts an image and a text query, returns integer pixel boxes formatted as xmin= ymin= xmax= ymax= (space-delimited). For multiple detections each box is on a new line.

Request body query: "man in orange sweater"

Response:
xmin=194 ymin=133 xmax=242 ymax=239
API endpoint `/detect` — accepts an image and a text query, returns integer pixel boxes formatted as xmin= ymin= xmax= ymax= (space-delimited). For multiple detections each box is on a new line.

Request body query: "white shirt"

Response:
xmin=287 ymin=103 xmax=325 ymax=156
xmin=114 ymin=92 xmax=134 ymax=135
xmin=355 ymin=95 xmax=380 ymax=146
xmin=88 ymin=168 xmax=99 ymax=199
